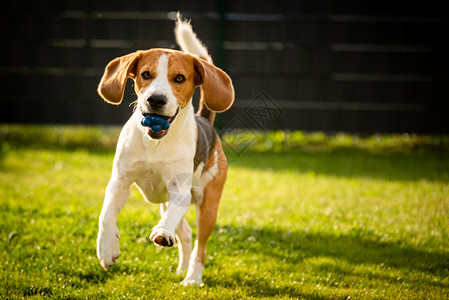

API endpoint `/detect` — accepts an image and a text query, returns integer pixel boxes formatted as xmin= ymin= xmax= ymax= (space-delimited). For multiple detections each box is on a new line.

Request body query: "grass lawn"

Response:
xmin=0 ymin=126 xmax=448 ymax=299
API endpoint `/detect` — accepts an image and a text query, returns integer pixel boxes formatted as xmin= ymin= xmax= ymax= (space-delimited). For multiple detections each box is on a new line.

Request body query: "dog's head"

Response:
xmin=98 ymin=49 xmax=234 ymax=139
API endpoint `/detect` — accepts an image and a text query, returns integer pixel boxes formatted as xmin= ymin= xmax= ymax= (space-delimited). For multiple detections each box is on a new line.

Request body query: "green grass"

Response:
xmin=1 ymin=125 xmax=448 ymax=299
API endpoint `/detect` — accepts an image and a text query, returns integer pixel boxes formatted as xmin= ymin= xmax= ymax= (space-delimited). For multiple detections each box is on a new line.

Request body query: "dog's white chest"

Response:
xmin=134 ymin=164 xmax=169 ymax=204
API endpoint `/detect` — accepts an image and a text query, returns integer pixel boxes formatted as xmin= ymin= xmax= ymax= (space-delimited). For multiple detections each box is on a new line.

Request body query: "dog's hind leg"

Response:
xmin=181 ymin=146 xmax=227 ymax=286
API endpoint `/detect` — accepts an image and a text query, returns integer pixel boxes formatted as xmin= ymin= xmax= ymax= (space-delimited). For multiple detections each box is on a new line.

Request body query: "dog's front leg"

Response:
xmin=97 ymin=177 xmax=130 ymax=269
xmin=150 ymin=174 xmax=192 ymax=247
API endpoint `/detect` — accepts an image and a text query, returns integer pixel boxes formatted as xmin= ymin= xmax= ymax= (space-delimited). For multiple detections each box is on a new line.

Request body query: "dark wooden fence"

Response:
xmin=1 ymin=0 xmax=448 ymax=133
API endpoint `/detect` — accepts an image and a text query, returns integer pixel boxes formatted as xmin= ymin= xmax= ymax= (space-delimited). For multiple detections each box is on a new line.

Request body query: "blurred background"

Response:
xmin=1 ymin=0 xmax=448 ymax=134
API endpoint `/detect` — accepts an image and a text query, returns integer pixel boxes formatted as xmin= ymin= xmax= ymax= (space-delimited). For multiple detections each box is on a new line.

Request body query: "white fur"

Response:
xmin=191 ymin=151 xmax=219 ymax=204
xmin=175 ymin=15 xmax=212 ymax=62
xmin=97 ymin=101 xmax=196 ymax=266
xmin=97 ymin=51 xmax=197 ymax=269
xmin=181 ymin=261 xmax=204 ymax=286
xmin=180 ymin=238 xmax=206 ymax=286
xmin=137 ymin=54 xmax=178 ymax=117
xmin=96 ymin=31 xmax=217 ymax=285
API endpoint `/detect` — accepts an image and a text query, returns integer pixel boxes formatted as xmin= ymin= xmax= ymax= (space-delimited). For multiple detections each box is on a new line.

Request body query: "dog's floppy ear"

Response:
xmin=98 ymin=51 xmax=142 ymax=105
xmin=193 ymin=58 xmax=234 ymax=112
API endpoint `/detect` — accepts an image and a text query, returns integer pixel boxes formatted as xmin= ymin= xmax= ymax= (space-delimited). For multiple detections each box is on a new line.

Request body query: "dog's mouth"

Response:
xmin=141 ymin=108 xmax=179 ymax=139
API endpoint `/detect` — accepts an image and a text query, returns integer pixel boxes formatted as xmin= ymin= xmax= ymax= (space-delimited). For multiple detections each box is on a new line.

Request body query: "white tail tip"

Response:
xmin=175 ymin=13 xmax=212 ymax=62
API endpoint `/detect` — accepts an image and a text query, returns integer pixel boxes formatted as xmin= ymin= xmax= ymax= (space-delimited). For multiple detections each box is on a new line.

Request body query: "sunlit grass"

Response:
xmin=1 ymin=126 xmax=448 ymax=298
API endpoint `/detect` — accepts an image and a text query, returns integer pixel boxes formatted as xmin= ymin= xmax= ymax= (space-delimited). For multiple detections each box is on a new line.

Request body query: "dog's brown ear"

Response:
xmin=193 ymin=58 xmax=234 ymax=112
xmin=98 ymin=51 xmax=142 ymax=105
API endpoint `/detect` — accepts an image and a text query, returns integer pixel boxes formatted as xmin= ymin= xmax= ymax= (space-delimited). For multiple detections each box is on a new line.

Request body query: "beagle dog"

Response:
xmin=96 ymin=15 xmax=234 ymax=286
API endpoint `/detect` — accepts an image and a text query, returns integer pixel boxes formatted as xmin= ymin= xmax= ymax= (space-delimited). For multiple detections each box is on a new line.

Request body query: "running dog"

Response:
xmin=96 ymin=14 xmax=234 ymax=286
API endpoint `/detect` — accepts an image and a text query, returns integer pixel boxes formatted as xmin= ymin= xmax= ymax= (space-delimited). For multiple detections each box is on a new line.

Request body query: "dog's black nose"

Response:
xmin=148 ymin=94 xmax=167 ymax=110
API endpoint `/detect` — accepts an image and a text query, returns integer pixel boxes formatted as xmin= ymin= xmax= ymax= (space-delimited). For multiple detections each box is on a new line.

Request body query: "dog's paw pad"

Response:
xmin=150 ymin=226 xmax=175 ymax=247
xmin=153 ymin=235 xmax=174 ymax=247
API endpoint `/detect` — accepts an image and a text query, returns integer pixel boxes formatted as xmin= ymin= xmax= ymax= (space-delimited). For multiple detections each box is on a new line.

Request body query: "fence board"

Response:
xmin=332 ymin=52 xmax=433 ymax=74
xmin=1 ymin=0 xmax=448 ymax=133
xmin=330 ymin=22 xmax=435 ymax=45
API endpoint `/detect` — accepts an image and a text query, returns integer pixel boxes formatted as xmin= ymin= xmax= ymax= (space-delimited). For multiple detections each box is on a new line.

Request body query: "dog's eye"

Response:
xmin=174 ymin=74 xmax=186 ymax=83
xmin=141 ymin=71 xmax=152 ymax=80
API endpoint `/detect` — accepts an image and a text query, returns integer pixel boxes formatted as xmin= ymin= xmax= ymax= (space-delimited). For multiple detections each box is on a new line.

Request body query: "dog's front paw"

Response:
xmin=97 ymin=227 xmax=121 ymax=270
xmin=150 ymin=225 xmax=175 ymax=247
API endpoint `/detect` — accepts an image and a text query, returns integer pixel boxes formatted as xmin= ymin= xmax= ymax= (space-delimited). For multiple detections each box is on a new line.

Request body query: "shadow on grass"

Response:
xmin=206 ymin=225 xmax=449 ymax=298
xmin=227 ymin=150 xmax=449 ymax=183
xmin=26 ymin=224 xmax=445 ymax=299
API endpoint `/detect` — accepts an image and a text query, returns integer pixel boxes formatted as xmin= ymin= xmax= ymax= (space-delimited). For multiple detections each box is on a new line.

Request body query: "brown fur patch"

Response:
xmin=167 ymin=53 xmax=197 ymax=108
xmin=195 ymin=138 xmax=228 ymax=264
xmin=98 ymin=48 xmax=234 ymax=112
xmin=131 ymin=49 xmax=197 ymax=108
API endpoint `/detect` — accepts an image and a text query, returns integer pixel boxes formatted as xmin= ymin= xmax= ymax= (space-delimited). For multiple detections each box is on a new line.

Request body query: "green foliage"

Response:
xmin=0 ymin=125 xmax=121 ymax=150
xmin=1 ymin=126 xmax=448 ymax=299
xmin=222 ymin=129 xmax=449 ymax=154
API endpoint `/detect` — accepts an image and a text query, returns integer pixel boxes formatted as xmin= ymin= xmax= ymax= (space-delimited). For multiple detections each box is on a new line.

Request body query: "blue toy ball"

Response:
xmin=141 ymin=114 xmax=170 ymax=132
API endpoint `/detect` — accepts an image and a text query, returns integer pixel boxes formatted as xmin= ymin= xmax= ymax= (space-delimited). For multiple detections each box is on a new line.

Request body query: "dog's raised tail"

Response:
xmin=175 ymin=13 xmax=215 ymax=124
xmin=175 ymin=13 xmax=212 ymax=63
